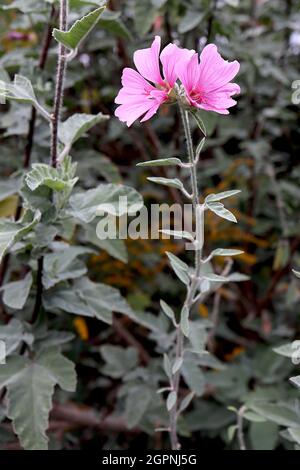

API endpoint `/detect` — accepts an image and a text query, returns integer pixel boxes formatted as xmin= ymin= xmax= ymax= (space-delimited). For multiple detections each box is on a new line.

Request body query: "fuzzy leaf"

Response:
xmin=53 ymin=7 xmax=106 ymax=51
xmin=166 ymin=251 xmax=190 ymax=285
xmin=0 ymin=349 xmax=76 ymax=450
xmin=1 ymin=272 xmax=32 ymax=309
xmin=59 ymin=113 xmax=109 ymax=147
xmin=0 ymin=211 xmax=40 ymax=262
xmin=69 ymin=184 xmax=143 ymax=223
xmin=137 ymin=158 xmax=182 ymax=167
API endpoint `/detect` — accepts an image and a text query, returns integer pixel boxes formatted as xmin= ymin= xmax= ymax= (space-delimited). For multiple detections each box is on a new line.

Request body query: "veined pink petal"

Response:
xmin=178 ymin=44 xmax=240 ymax=114
xmin=160 ymin=43 xmax=194 ymax=88
xmin=115 ymin=89 xmax=167 ymax=127
xmin=133 ymin=36 xmax=164 ymax=85
xmin=198 ymin=44 xmax=240 ymax=93
xmin=176 ymin=53 xmax=200 ymax=93
xmin=115 ymin=68 xmax=156 ymax=106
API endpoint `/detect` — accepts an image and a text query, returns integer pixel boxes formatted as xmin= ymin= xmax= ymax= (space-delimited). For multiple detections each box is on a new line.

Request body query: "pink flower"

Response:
xmin=177 ymin=44 xmax=240 ymax=114
xmin=115 ymin=36 xmax=193 ymax=126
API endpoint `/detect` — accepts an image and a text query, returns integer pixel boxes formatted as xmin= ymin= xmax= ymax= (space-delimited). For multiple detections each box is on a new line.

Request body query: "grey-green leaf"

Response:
xmin=137 ymin=158 xmax=182 ymax=167
xmin=165 ymin=251 xmax=190 ymax=285
xmin=53 ymin=6 xmax=106 ymax=51
xmin=205 ymin=190 xmax=241 ymax=203
xmin=206 ymin=202 xmax=237 ymax=223
xmin=0 ymin=349 xmax=76 ymax=450
xmin=25 ymin=164 xmax=78 ymax=192
xmin=166 ymin=391 xmax=177 ymax=411
xmin=59 ymin=113 xmax=109 ymax=147
xmin=180 ymin=306 xmax=190 ymax=337
xmin=43 ymin=277 xmax=134 ymax=325
xmin=69 ymin=184 xmax=143 ymax=223
xmin=0 ymin=211 xmax=41 ymax=262
xmin=1 ymin=272 xmax=32 ymax=309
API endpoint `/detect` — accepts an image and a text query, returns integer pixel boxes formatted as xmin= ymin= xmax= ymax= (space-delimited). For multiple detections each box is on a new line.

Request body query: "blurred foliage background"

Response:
xmin=0 ymin=0 xmax=300 ymax=450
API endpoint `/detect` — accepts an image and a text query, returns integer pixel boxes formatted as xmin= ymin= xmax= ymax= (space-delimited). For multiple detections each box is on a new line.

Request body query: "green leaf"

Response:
xmin=69 ymin=184 xmax=143 ymax=223
xmin=249 ymin=421 xmax=278 ymax=450
xmin=0 ymin=210 xmax=41 ymax=262
xmin=0 ymin=349 xmax=76 ymax=450
xmin=25 ymin=164 xmax=78 ymax=192
xmin=1 ymin=272 xmax=32 ymax=309
xmin=188 ymin=321 xmax=208 ymax=354
xmin=0 ymin=75 xmax=49 ymax=119
xmin=180 ymin=305 xmax=190 ymax=337
xmin=178 ymin=10 xmax=205 ymax=34
xmin=43 ymin=245 xmax=93 ymax=289
xmin=160 ymin=229 xmax=194 ymax=242
xmin=134 ymin=0 xmax=157 ymax=36
xmin=206 ymin=202 xmax=237 ymax=223
xmin=100 ymin=345 xmax=139 ymax=378
xmin=160 ymin=300 xmax=176 ymax=325
xmin=43 ymin=277 xmax=134 ymax=325
xmin=202 ymin=272 xmax=228 ymax=282
xmin=290 ymin=376 xmax=300 ymax=389
xmin=273 ymin=343 xmax=295 ymax=358
xmin=163 ymin=353 xmax=172 ymax=379
xmin=172 ymin=357 xmax=183 ymax=374
xmin=147 ymin=176 xmax=189 ymax=196
xmin=189 ymin=109 xmax=207 ymax=136
xmin=195 ymin=137 xmax=206 ymax=160
xmin=292 ymin=269 xmax=300 ymax=279
xmin=125 ymin=385 xmax=152 ymax=428
xmin=178 ymin=391 xmax=195 ymax=414
xmin=226 ymin=272 xmax=250 ymax=282
xmin=0 ymin=177 xmax=22 ymax=202
xmin=137 ymin=158 xmax=182 ymax=167
xmin=53 ymin=6 xmax=106 ymax=51
xmin=243 ymin=411 xmax=266 ymax=423
xmin=151 ymin=0 xmax=167 ymax=7
xmin=250 ymin=403 xmax=300 ymax=429
xmin=287 ymin=428 xmax=300 ymax=445
xmin=166 ymin=391 xmax=177 ymax=411
xmin=1 ymin=0 xmax=47 ymax=13
xmin=59 ymin=113 xmax=109 ymax=147
xmin=82 ymin=223 xmax=128 ymax=263
xmin=165 ymin=251 xmax=190 ymax=285
xmin=205 ymin=190 xmax=241 ymax=203
xmin=0 ymin=319 xmax=33 ymax=355
xmin=209 ymin=248 xmax=244 ymax=258
xmin=182 ymin=354 xmax=205 ymax=396
xmin=98 ymin=10 xmax=132 ymax=40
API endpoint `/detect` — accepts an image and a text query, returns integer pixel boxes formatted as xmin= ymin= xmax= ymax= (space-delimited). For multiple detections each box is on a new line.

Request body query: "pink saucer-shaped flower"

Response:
xmin=177 ymin=44 xmax=240 ymax=114
xmin=115 ymin=36 xmax=193 ymax=126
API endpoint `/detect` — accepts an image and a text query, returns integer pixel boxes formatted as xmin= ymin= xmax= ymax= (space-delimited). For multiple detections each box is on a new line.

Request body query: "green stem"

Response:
xmin=168 ymin=107 xmax=205 ymax=450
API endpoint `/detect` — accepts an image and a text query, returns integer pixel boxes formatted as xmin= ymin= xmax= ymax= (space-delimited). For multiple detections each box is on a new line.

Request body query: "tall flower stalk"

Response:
xmin=115 ymin=36 xmax=242 ymax=450
xmin=51 ymin=0 xmax=69 ymax=168
xmin=168 ymin=105 xmax=205 ymax=449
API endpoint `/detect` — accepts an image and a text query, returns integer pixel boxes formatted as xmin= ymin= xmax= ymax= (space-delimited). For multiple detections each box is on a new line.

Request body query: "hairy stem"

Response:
xmin=237 ymin=405 xmax=247 ymax=450
xmin=0 ymin=6 xmax=55 ymax=292
xmin=30 ymin=2 xmax=67 ymax=324
xmin=168 ymin=107 xmax=205 ymax=450
xmin=50 ymin=0 xmax=69 ymax=168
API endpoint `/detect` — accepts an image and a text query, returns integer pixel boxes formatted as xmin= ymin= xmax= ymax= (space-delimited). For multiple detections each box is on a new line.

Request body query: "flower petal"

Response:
xmin=115 ymin=89 xmax=167 ymax=127
xmin=160 ymin=43 xmax=194 ymax=88
xmin=198 ymin=44 xmax=240 ymax=93
xmin=176 ymin=53 xmax=200 ymax=93
xmin=133 ymin=36 xmax=163 ymax=85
